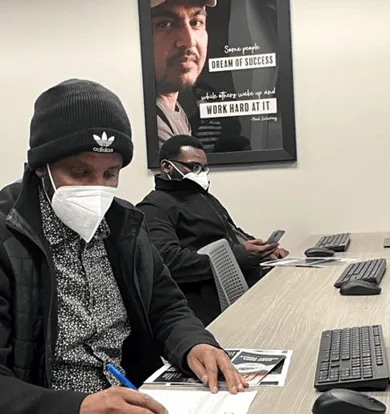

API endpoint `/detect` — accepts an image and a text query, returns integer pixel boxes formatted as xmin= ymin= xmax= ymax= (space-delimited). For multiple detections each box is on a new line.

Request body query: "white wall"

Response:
xmin=1 ymin=0 xmax=390 ymax=248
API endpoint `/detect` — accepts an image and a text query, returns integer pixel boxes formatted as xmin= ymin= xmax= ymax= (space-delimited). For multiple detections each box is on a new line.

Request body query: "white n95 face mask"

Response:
xmin=165 ymin=160 xmax=210 ymax=191
xmin=184 ymin=171 xmax=210 ymax=191
xmin=46 ymin=165 xmax=116 ymax=243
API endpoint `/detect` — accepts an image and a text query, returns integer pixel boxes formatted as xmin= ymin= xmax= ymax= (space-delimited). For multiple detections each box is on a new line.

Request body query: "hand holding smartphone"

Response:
xmin=266 ymin=230 xmax=285 ymax=245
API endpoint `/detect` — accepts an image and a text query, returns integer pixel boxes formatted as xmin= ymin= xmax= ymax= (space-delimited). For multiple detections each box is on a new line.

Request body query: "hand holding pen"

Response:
xmin=79 ymin=364 xmax=168 ymax=414
xmin=107 ymin=364 xmax=138 ymax=391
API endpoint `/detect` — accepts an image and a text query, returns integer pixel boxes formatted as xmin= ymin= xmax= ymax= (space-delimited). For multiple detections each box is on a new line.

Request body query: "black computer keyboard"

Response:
xmin=315 ymin=233 xmax=351 ymax=252
xmin=314 ymin=325 xmax=389 ymax=392
xmin=334 ymin=258 xmax=387 ymax=288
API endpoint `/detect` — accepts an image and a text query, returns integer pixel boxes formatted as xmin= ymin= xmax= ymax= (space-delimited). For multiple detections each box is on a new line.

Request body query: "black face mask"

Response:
xmin=162 ymin=160 xmax=184 ymax=181
xmin=168 ymin=168 xmax=184 ymax=181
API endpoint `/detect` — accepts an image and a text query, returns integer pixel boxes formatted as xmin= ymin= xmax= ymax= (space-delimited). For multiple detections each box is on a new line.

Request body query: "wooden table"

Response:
xmin=204 ymin=232 xmax=390 ymax=412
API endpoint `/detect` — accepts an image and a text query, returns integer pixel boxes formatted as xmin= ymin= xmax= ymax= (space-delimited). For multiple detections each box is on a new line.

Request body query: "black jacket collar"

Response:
xmin=154 ymin=174 xmax=207 ymax=194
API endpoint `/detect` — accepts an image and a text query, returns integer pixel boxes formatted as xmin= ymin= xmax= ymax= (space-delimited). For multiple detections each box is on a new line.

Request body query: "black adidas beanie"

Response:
xmin=28 ymin=79 xmax=133 ymax=169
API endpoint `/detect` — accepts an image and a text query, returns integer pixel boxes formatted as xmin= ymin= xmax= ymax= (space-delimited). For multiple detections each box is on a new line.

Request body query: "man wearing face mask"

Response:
xmin=0 ymin=80 xmax=249 ymax=414
xmin=137 ymin=135 xmax=289 ymax=325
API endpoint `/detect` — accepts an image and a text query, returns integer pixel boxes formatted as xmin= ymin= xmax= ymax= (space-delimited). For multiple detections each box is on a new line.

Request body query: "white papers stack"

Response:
xmin=261 ymin=257 xmax=357 ymax=268
xmin=143 ymin=389 xmax=258 ymax=414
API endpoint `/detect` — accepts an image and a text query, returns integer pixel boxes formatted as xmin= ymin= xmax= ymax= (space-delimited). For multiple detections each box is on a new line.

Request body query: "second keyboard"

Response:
xmin=334 ymin=258 xmax=387 ymax=288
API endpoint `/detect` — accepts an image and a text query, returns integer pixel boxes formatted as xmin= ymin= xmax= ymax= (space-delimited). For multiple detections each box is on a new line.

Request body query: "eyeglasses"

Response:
xmin=171 ymin=160 xmax=210 ymax=175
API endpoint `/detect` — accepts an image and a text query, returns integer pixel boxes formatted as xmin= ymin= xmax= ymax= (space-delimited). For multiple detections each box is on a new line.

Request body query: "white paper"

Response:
xmin=260 ymin=257 xmax=357 ymax=268
xmin=142 ymin=389 xmax=258 ymax=414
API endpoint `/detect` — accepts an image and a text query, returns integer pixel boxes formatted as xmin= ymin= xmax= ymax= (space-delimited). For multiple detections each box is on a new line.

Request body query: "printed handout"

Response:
xmin=145 ymin=349 xmax=292 ymax=388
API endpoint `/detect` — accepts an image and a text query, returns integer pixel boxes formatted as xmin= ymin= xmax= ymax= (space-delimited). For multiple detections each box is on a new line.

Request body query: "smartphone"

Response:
xmin=266 ymin=230 xmax=285 ymax=244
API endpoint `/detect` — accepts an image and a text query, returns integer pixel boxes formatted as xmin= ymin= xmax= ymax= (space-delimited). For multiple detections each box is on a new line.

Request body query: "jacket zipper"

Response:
xmin=199 ymin=193 xmax=237 ymax=245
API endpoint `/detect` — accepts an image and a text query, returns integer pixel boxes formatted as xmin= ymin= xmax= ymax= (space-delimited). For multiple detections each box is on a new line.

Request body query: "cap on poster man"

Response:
xmin=151 ymin=0 xmax=217 ymax=7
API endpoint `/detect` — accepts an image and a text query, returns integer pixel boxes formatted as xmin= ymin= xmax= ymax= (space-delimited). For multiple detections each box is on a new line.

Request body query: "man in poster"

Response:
xmin=151 ymin=0 xmax=217 ymax=146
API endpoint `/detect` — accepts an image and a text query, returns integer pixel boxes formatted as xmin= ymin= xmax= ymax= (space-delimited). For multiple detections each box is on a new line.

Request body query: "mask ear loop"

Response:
xmin=161 ymin=159 xmax=184 ymax=180
xmin=160 ymin=160 xmax=171 ymax=180
xmin=46 ymin=164 xmax=57 ymax=191
xmin=41 ymin=164 xmax=57 ymax=204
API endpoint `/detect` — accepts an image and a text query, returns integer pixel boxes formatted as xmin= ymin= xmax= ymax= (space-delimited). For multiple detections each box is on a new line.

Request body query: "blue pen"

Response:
xmin=107 ymin=363 xmax=138 ymax=391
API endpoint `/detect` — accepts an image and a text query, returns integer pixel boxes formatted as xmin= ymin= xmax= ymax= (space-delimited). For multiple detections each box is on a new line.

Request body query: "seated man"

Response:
xmin=137 ymin=135 xmax=289 ymax=325
xmin=0 ymin=80 xmax=247 ymax=414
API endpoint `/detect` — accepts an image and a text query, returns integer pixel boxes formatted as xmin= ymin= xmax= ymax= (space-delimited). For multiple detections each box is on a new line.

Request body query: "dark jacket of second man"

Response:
xmin=137 ymin=176 xmax=258 ymax=325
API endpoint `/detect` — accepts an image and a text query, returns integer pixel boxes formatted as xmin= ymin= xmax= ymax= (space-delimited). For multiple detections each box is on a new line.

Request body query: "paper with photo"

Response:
xmin=145 ymin=349 xmax=286 ymax=388
xmin=229 ymin=349 xmax=285 ymax=385
xmin=255 ymin=349 xmax=293 ymax=387
xmin=142 ymin=389 xmax=258 ymax=414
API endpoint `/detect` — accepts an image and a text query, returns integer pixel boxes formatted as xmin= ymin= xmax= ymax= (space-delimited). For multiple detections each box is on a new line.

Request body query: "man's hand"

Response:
xmin=243 ymin=239 xmax=279 ymax=261
xmin=79 ymin=387 xmax=167 ymax=414
xmin=187 ymin=344 xmax=249 ymax=394
xmin=267 ymin=247 xmax=290 ymax=261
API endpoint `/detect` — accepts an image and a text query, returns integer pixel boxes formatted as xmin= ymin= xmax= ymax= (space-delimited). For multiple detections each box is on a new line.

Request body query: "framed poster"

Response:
xmin=139 ymin=0 xmax=296 ymax=168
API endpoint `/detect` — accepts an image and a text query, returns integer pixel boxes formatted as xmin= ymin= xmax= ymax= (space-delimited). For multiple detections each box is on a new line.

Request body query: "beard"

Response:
xmin=156 ymin=72 xmax=198 ymax=94
xmin=156 ymin=56 xmax=203 ymax=94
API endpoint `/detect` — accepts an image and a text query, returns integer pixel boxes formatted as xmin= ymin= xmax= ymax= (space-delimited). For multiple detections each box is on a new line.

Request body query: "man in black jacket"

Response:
xmin=0 ymin=80 xmax=248 ymax=414
xmin=137 ymin=135 xmax=289 ymax=325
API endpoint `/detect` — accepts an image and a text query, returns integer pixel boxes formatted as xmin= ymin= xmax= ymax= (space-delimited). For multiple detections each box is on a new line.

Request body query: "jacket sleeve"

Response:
xmin=146 ymin=239 xmax=221 ymax=374
xmin=138 ymin=203 xmax=213 ymax=285
xmin=0 ymin=246 xmax=87 ymax=414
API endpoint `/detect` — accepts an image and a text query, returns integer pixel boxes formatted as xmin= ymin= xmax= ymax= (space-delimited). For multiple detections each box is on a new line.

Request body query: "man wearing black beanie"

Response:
xmin=0 ymin=79 xmax=247 ymax=414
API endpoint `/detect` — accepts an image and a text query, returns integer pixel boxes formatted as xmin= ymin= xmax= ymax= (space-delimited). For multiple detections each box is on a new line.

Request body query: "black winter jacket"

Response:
xmin=0 ymin=170 xmax=219 ymax=414
xmin=137 ymin=176 xmax=260 ymax=325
